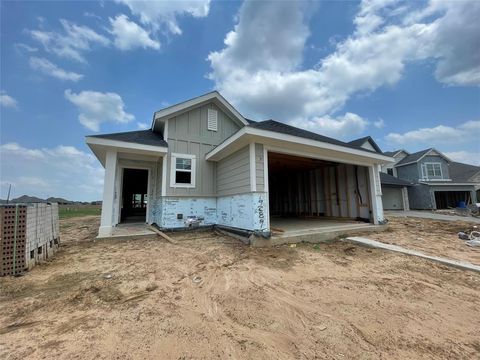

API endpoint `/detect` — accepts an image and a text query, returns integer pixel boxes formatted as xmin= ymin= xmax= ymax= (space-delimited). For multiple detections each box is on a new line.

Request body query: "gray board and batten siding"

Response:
xmin=165 ymin=103 xmax=241 ymax=197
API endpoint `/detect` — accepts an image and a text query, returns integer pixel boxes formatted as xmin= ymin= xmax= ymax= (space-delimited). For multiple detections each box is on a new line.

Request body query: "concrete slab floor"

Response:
xmin=109 ymin=223 xmax=157 ymax=238
xmin=270 ymin=217 xmax=369 ymax=233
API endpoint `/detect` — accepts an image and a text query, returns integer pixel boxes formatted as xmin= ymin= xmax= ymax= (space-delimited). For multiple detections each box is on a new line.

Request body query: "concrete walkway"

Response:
xmin=385 ymin=210 xmax=480 ymax=224
xmin=345 ymin=236 xmax=480 ymax=273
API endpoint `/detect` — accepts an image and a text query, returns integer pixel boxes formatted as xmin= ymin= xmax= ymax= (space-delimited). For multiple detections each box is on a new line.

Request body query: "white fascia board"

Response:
xmin=86 ymin=137 xmax=168 ymax=154
xmin=152 ymin=91 xmax=248 ymax=130
xmin=86 ymin=137 xmax=167 ymax=167
xmin=419 ymin=182 xmax=475 ymax=186
xmin=206 ymin=127 xmax=394 ymax=164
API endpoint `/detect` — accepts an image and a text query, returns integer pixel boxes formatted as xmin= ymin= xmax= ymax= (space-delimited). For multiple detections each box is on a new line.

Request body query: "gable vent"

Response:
xmin=207 ymin=108 xmax=218 ymax=131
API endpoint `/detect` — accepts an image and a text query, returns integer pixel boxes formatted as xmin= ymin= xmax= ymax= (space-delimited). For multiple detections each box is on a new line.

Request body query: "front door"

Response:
xmin=121 ymin=168 xmax=148 ymax=223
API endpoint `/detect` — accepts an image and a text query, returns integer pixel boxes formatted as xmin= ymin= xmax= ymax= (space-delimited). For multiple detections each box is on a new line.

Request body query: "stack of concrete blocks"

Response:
xmin=0 ymin=203 xmax=59 ymax=276
xmin=0 ymin=205 xmax=27 ymax=276
xmin=25 ymin=203 xmax=60 ymax=269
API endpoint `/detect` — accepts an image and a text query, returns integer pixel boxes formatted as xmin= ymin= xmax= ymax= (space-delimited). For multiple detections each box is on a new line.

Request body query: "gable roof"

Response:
xmin=395 ymin=148 xmax=451 ymax=167
xmin=348 ymin=136 xmax=382 ymax=153
xmin=248 ymin=120 xmax=382 ymax=155
xmin=380 ymin=172 xmax=412 ymax=187
xmin=87 ymin=130 xmax=168 ymax=147
xmin=152 ymin=91 xmax=249 ymax=133
xmin=383 ymin=149 xmax=409 ymax=157
xmin=449 ymin=162 xmax=480 ymax=183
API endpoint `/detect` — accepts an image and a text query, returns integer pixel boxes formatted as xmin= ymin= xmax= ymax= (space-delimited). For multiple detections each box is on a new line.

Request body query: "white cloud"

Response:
xmin=290 ymin=112 xmax=369 ymax=140
xmin=374 ymin=118 xmax=385 ymax=129
xmin=137 ymin=122 xmax=149 ymax=130
xmin=29 ymin=57 xmax=84 ymax=81
xmin=29 ymin=19 xmax=110 ymax=63
xmin=65 ymin=89 xmax=135 ymax=131
xmin=14 ymin=43 xmax=38 ymax=53
xmin=116 ymin=0 xmax=211 ymax=35
xmin=109 ymin=14 xmax=160 ymax=51
xmin=0 ymin=143 xmax=104 ymax=201
xmin=0 ymin=91 xmax=18 ymax=109
xmin=443 ymin=151 xmax=480 ymax=166
xmin=385 ymin=120 xmax=480 ymax=145
xmin=208 ymin=0 xmax=480 ymax=135
xmin=0 ymin=142 xmax=45 ymax=159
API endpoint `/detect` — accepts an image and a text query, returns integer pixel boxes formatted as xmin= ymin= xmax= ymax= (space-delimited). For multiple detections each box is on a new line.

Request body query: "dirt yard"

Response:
xmin=367 ymin=217 xmax=480 ymax=265
xmin=1 ymin=216 xmax=479 ymax=360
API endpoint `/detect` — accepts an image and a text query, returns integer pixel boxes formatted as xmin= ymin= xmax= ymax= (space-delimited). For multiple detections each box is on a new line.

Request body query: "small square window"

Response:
xmin=170 ymin=154 xmax=196 ymax=188
xmin=387 ymin=168 xmax=394 ymax=176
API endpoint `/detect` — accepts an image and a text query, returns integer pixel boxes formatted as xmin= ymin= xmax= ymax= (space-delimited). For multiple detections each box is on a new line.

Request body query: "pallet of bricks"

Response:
xmin=0 ymin=203 xmax=60 ymax=276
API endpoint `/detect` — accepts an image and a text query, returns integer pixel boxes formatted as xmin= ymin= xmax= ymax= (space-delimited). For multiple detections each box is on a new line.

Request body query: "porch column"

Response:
xmin=402 ymin=187 xmax=410 ymax=211
xmin=98 ymin=150 xmax=118 ymax=237
xmin=368 ymin=164 xmax=385 ymax=224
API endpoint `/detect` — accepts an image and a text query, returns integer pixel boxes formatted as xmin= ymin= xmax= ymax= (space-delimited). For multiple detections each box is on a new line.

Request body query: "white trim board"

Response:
xmin=206 ymin=126 xmax=393 ymax=164
xmin=86 ymin=137 xmax=167 ymax=166
xmin=86 ymin=137 xmax=168 ymax=153
xmin=170 ymin=153 xmax=197 ymax=189
xmin=249 ymin=143 xmax=256 ymax=192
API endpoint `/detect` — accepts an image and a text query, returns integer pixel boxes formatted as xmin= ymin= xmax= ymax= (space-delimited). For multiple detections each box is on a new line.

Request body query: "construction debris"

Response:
xmin=148 ymin=225 xmax=177 ymax=244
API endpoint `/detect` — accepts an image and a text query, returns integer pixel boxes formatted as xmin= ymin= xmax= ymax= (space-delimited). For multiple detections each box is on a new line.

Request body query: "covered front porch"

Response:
xmin=86 ymin=132 xmax=168 ymax=238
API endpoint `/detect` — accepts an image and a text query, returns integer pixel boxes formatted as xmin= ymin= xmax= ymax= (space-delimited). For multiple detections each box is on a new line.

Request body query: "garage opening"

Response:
xmin=121 ymin=168 xmax=148 ymax=223
xmin=434 ymin=191 xmax=471 ymax=209
xmin=267 ymin=152 xmax=372 ymax=231
xmin=382 ymin=187 xmax=404 ymax=210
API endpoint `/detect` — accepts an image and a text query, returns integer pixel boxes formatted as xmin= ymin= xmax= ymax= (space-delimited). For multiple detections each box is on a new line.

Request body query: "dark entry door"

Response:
xmin=121 ymin=168 xmax=148 ymax=222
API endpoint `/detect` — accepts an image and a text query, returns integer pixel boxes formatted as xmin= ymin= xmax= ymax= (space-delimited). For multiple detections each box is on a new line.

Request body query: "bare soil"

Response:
xmin=366 ymin=217 xmax=480 ymax=265
xmin=1 ymin=216 xmax=479 ymax=360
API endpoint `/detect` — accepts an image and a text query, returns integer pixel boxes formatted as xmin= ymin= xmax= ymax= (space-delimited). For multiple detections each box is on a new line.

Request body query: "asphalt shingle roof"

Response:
xmin=248 ymin=120 xmax=382 ymax=155
xmin=88 ymin=130 xmax=168 ymax=147
xmin=380 ymin=172 xmax=412 ymax=187
xmin=396 ymin=148 xmax=433 ymax=166
xmin=449 ymin=162 xmax=480 ymax=183
xmin=348 ymin=136 xmax=382 ymax=153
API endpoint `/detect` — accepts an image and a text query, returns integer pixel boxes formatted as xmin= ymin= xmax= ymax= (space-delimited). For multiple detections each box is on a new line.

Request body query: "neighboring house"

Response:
xmin=379 ymin=172 xmax=411 ymax=210
xmin=348 ymin=136 xmax=383 ymax=153
xmin=86 ymin=91 xmax=393 ymax=237
xmin=380 ymin=148 xmax=479 ymax=210
xmin=381 ymin=149 xmax=410 ymax=177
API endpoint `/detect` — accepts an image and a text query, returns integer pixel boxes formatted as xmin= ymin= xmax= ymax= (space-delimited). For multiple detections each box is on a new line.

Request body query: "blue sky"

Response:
xmin=1 ymin=0 xmax=479 ymax=201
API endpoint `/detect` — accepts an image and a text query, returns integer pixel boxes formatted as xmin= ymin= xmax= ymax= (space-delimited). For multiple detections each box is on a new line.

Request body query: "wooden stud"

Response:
xmin=344 ymin=165 xmax=351 ymax=218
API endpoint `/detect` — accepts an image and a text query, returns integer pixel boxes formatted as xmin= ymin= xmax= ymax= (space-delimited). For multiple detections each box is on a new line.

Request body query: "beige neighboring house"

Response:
xmin=86 ymin=91 xmax=393 ymax=238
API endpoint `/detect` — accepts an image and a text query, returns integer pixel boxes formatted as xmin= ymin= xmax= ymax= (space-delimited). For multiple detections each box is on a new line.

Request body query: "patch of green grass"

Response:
xmin=59 ymin=205 xmax=101 ymax=219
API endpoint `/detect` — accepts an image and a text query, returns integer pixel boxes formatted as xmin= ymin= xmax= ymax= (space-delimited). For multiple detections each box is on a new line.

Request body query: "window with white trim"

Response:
xmin=207 ymin=108 xmax=218 ymax=131
xmin=170 ymin=153 xmax=196 ymax=188
xmin=421 ymin=163 xmax=443 ymax=179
